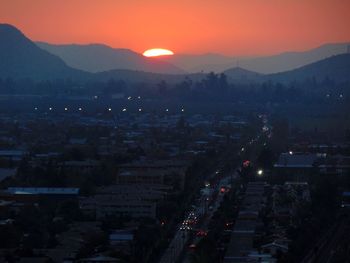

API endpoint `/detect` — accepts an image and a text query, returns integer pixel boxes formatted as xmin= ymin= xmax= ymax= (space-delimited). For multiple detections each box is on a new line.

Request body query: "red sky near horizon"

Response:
xmin=1 ymin=0 xmax=350 ymax=56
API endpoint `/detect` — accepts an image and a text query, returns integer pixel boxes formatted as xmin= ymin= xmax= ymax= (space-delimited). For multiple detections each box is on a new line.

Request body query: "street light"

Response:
xmin=257 ymin=169 xmax=264 ymax=176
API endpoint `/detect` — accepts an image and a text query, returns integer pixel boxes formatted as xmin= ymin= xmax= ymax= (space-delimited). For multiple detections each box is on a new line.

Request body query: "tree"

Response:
xmin=157 ymin=80 xmax=168 ymax=96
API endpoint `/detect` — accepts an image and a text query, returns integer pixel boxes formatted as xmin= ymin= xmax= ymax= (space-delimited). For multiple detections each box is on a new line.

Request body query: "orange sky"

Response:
xmin=1 ymin=0 xmax=350 ymax=56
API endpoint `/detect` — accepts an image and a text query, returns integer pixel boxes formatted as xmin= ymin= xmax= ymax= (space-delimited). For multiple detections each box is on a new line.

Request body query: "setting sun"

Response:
xmin=143 ymin=48 xmax=174 ymax=57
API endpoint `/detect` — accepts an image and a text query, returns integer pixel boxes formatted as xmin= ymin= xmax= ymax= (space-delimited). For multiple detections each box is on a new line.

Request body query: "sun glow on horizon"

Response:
xmin=143 ymin=48 xmax=174 ymax=57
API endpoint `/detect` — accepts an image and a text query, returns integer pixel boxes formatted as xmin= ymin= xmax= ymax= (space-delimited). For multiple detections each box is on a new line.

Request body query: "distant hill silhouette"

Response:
xmin=0 ymin=23 xmax=89 ymax=80
xmin=1 ymin=24 xmax=349 ymax=85
xmin=223 ymin=67 xmax=262 ymax=82
xmin=264 ymin=54 xmax=350 ymax=83
xmin=237 ymin=43 xmax=350 ymax=74
xmin=99 ymin=61 xmax=347 ymax=86
xmin=39 ymin=41 xmax=350 ymax=75
xmin=161 ymin=43 xmax=350 ymax=74
xmin=37 ymin=42 xmax=185 ymax=74
xmin=160 ymin=53 xmax=236 ymax=73
xmin=94 ymin=69 xmax=204 ymax=84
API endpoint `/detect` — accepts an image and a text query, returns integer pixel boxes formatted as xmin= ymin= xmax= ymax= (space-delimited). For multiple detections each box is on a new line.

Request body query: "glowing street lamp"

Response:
xmin=257 ymin=169 xmax=264 ymax=176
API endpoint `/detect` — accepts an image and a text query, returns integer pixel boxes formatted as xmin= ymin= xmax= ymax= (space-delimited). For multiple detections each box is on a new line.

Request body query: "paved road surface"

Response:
xmin=159 ymin=174 xmax=234 ymax=263
xmin=182 ymin=175 xmax=236 ymax=263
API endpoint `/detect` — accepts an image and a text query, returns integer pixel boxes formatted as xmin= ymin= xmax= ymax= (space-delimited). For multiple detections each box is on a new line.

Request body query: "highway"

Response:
xmin=159 ymin=115 xmax=268 ymax=263
xmin=182 ymin=175 xmax=235 ymax=263
xmin=158 ymin=173 xmax=235 ymax=263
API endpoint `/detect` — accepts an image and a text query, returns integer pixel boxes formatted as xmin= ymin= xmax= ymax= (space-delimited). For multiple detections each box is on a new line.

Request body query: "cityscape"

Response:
xmin=0 ymin=1 xmax=350 ymax=262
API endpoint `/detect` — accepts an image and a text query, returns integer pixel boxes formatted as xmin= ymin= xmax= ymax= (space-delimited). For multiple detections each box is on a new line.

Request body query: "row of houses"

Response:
xmin=274 ymin=152 xmax=350 ymax=178
xmin=224 ymin=181 xmax=271 ymax=263
xmin=224 ymin=180 xmax=311 ymax=263
xmin=79 ymin=184 xmax=169 ymax=219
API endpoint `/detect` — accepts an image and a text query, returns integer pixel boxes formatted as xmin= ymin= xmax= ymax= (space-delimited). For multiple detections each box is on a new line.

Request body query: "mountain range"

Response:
xmin=0 ymin=23 xmax=350 ymax=84
xmin=38 ymin=40 xmax=350 ymax=75
xmin=0 ymin=23 xmax=189 ymax=83
xmin=223 ymin=67 xmax=262 ymax=82
xmin=161 ymin=43 xmax=350 ymax=73
xmin=265 ymin=53 xmax=350 ymax=83
xmin=223 ymin=54 xmax=350 ymax=83
xmin=230 ymin=43 xmax=350 ymax=74
xmin=0 ymin=24 xmax=88 ymax=81
xmin=36 ymin=42 xmax=185 ymax=74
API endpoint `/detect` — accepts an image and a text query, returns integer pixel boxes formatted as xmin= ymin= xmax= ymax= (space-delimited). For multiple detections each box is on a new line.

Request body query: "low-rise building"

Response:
xmin=117 ymin=160 xmax=188 ymax=190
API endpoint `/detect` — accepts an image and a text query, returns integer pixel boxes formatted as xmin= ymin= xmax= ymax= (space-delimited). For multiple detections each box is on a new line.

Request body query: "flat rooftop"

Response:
xmin=7 ymin=187 xmax=79 ymax=195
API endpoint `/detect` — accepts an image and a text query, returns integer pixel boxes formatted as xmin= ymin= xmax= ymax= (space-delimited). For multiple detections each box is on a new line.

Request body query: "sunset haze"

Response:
xmin=1 ymin=0 xmax=350 ymax=56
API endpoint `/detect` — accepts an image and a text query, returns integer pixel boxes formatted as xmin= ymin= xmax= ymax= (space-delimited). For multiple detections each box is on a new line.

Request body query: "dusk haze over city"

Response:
xmin=0 ymin=1 xmax=350 ymax=263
